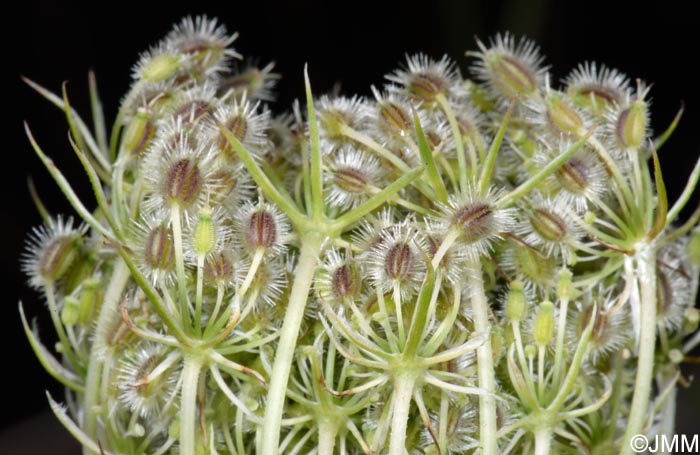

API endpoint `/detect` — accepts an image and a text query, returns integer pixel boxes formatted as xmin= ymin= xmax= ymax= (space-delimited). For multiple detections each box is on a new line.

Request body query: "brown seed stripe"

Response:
xmin=452 ymin=203 xmax=493 ymax=241
xmin=165 ymin=158 xmax=203 ymax=207
xmin=384 ymin=242 xmax=414 ymax=280
xmin=246 ymin=210 xmax=277 ymax=249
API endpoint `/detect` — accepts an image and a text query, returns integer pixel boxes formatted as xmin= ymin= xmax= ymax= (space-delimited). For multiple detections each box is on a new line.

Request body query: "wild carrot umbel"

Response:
xmin=21 ymin=17 xmax=700 ymax=455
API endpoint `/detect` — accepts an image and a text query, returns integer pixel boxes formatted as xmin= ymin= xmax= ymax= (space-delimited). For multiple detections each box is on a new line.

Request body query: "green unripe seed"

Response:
xmin=193 ymin=207 xmax=216 ymax=256
xmin=556 ymin=269 xmax=573 ymax=300
xmin=546 ymin=93 xmax=584 ymax=136
xmin=533 ymin=300 xmax=555 ymax=346
xmin=141 ymin=53 xmax=182 ymax=83
xmin=61 ymin=296 xmax=80 ymax=326
xmin=616 ymin=100 xmax=647 ymax=149
xmin=505 ymin=280 xmax=526 ymax=321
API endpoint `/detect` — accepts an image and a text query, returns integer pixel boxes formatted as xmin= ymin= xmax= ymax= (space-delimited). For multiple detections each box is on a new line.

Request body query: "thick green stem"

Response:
xmin=621 ymin=246 xmax=657 ymax=455
xmin=534 ymin=426 xmax=552 ymax=455
xmin=389 ymin=374 xmax=416 ymax=455
xmin=318 ymin=420 xmax=339 ymax=455
xmin=180 ymin=355 xmax=204 ymax=455
xmin=82 ymin=259 xmax=130 ymax=455
xmin=467 ymin=260 xmax=498 ymax=455
xmin=260 ymin=233 xmax=323 ymax=455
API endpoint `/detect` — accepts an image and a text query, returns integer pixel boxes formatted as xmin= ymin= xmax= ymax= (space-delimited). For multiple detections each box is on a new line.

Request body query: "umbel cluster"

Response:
xmin=22 ymin=15 xmax=700 ymax=455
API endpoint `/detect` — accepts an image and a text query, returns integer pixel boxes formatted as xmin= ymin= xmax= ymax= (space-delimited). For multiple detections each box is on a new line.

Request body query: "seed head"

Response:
xmin=386 ymin=54 xmax=462 ymax=106
xmin=142 ymin=137 xmax=212 ymax=212
xmin=134 ymin=45 xmax=184 ymax=83
xmin=518 ymin=194 xmax=582 ymax=262
xmin=366 ymin=220 xmax=427 ymax=299
xmin=187 ymin=205 xmax=231 ymax=260
xmin=537 ymin=142 xmax=608 ymax=212
xmin=218 ymin=61 xmax=280 ymax=102
xmin=436 ymin=186 xmax=515 ymax=261
xmin=117 ymin=342 xmax=178 ymax=418
xmin=204 ymin=250 xmax=235 ymax=286
xmin=234 ymin=200 xmax=290 ymax=257
xmin=371 ymin=88 xmax=414 ymax=139
xmin=122 ymin=108 xmax=157 ymax=160
xmin=471 ymin=33 xmax=547 ymax=102
xmin=22 ymin=216 xmax=84 ymax=289
xmin=543 ymin=91 xmax=586 ymax=137
xmin=564 ymin=62 xmax=631 ymax=116
xmin=317 ymin=249 xmax=364 ymax=307
xmin=571 ymin=297 xmax=628 ymax=362
xmin=606 ymin=82 xmax=651 ymax=152
xmin=316 ymin=95 xmax=371 ymax=142
xmin=165 ymin=15 xmax=240 ymax=77
xmin=133 ymin=215 xmax=177 ymax=285
xmin=207 ymin=95 xmax=271 ymax=162
xmin=325 ymin=146 xmax=385 ymax=210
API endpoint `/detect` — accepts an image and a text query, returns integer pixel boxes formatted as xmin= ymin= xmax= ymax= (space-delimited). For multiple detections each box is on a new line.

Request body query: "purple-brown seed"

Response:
xmin=378 ymin=101 xmax=412 ymax=136
xmin=488 ymin=54 xmax=538 ymax=99
xmin=452 ymin=203 xmax=494 ymax=242
xmin=205 ymin=251 xmax=233 ymax=284
xmin=38 ymin=236 xmax=78 ymax=282
xmin=556 ymin=157 xmax=590 ymax=194
xmin=246 ymin=210 xmax=277 ymax=250
xmin=407 ymin=72 xmax=447 ymax=103
xmin=384 ymin=242 xmax=414 ymax=281
xmin=331 ymin=263 xmax=362 ymax=301
xmin=578 ymin=305 xmax=610 ymax=346
xmin=218 ymin=115 xmax=249 ymax=159
xmin=144 ymin=225 xmax=175 ymax=271
xmin=164 ymin=158 xmax=203 ymax=207
xmin=334 ymin=167 xmax=369 ymax=194
xmin=530 ymin=208 xmax=567 ymax=242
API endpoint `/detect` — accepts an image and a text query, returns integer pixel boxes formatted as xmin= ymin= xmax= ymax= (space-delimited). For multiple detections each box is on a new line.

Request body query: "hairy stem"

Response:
xmin=389 ymin=374 xmax=416 ymax=455
xmin=318 ymin=420 xmax=339 ymax=455
xmin=261 ymin=232 xmax=323 ymax=455
xmin=534 ymin=426 xmax=552 ymax=455
xmin=180 ymin=355 xmax=204 ymax=455
xmin=467 ymin=260 xmax=498 ymax=455
xmin=621 ymin=246 xmax=657 ymax=455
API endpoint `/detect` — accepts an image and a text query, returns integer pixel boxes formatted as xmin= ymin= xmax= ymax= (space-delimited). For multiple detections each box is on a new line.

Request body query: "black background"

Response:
xmin=5 ymin=0 xmax=700 ymax=447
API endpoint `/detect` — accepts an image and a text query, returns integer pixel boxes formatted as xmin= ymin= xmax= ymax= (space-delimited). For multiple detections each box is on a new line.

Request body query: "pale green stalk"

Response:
xmin=180 ymin=355 xmax=204 ymax=455
xmin=318 ymin=420 xmax=339 ymax=455
xmin=467 ymin=259 xmax=498 ymax=455
xmin=261 ymin=233 xmax=323 ymax=455
xmin=621 ymin=246 xmax=657 ymax=455
xmin=534 ymin=426 xmax=552 ymax=455
xmin=388 ymin=374 xmax=417 ymax=455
